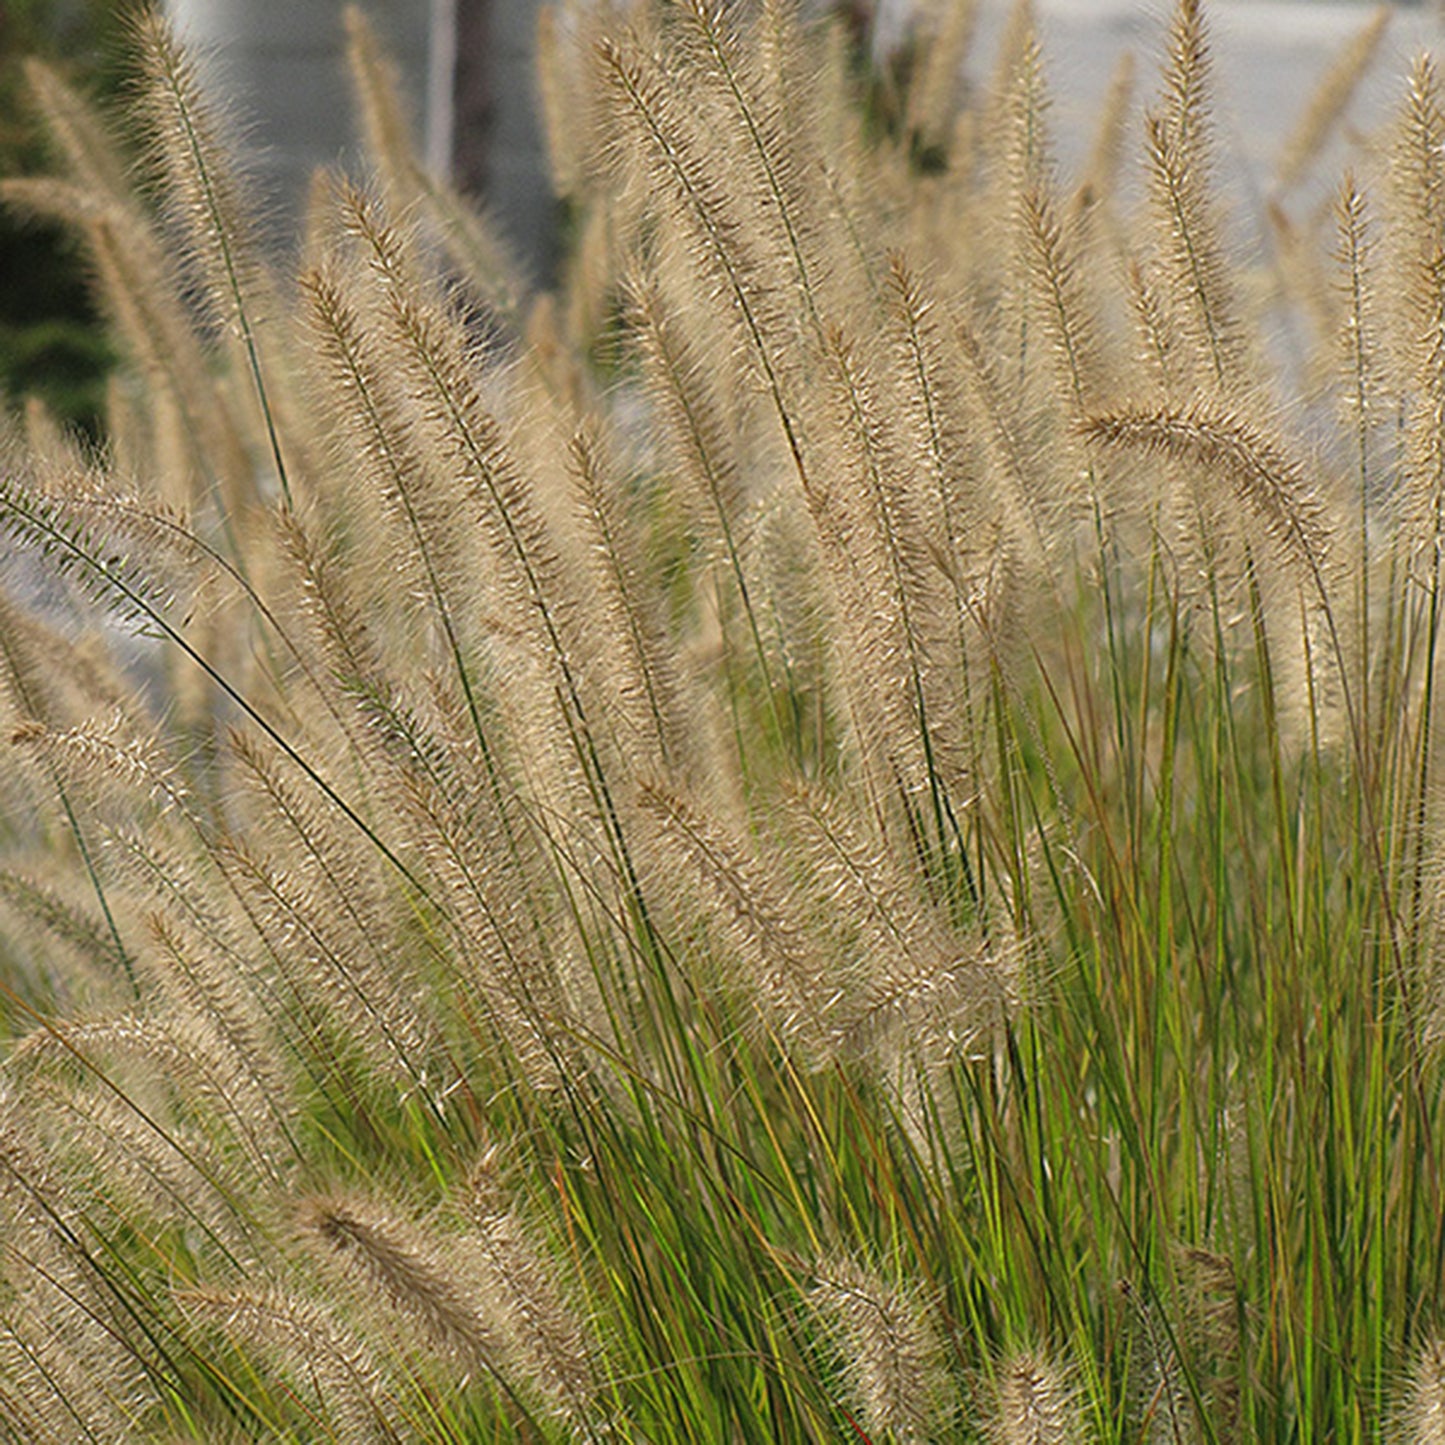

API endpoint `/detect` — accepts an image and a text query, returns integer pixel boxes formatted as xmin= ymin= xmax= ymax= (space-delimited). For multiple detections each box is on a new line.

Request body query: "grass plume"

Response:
xmin=0 ymin=2 xmax=1440 ymax=1438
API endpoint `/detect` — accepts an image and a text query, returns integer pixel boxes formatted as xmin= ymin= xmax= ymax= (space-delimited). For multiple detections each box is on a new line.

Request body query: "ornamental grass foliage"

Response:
xmin=3 ymin=0 xmax=1445 ymax=1436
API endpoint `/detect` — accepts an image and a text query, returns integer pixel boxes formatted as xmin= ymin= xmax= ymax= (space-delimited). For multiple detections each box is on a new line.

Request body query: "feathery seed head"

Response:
xmin=1402 ymin=1340 xmax=1445 ymax=1443
xmin=992 ymin=1351 xmax=1083 ymax=1445
xmin=301 ymin=1194 xmax=508 ymax=1372
xmin=810 ymin=1254 xmax=953 ymax=1442
xmin=179 ymin=1285 xmax=395 ymax=1442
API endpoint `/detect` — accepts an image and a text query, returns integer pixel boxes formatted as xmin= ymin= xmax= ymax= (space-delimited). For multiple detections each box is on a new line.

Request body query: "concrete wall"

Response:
xmin=165 ymin=0 xmax=551 ymax=280
xmin=451 ymin=0 xmax=554 ymax=284
xmin=173 ymin=0 xmax=1428 ymax=286
xmin=167 ymin=1 xmax=433 ymax=229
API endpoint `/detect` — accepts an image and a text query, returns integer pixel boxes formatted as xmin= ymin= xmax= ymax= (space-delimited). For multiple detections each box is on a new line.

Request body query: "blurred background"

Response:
xmin=2 ymin=0 xmax=1441 ymax=437
xmin=0 ymin=0 xmax=129 ymax=437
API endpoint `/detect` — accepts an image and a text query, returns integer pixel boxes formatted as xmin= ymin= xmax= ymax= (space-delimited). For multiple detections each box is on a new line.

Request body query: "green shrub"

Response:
xmin=0 ymin=0 xmax=126 ymax=433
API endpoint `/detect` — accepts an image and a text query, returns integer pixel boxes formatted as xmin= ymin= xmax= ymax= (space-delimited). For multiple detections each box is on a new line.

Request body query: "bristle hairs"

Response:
xmin=635 ymin=777 xmax=840 ymax=1056
xmin=2 ymin=0 xmax=1443 ymax=1438
xmin=300 ymin=1179 xmax=601 ymax=1427
xmin=129 ymin=8 xmax=257 ymax=317
xmin=342 ymin=5 xmax=523 ymax=319
xmin=567 ymin=420 xmax=699 ymax=780
xmin=1392 ymin=1338 xmax=1445 ymax=1444
xmin=129 ymin=6 xmax=293 ymax=502
xmin=460 ymin=1151 xmax=601 ymax=1426
xmin=1273 ymin=6 xmax=1390 ymax=198
xmin=810 ymin=1253 xmax=954 ymax=1442
xmin=178 ymin=1285 xmax=398 ymax=1443
xmin=1385 ymin=57 xmax=1445 ymax=566
xmin=989 ymin=1350 xmax=1084 ymax=1445
xmin=1144 ymin=0 xmax=1248 ymax=393
xmin=301 ymin=1194 xmax=510 ymax=1373
xmin=1082 ymin=400 xmax=1335 ymax=585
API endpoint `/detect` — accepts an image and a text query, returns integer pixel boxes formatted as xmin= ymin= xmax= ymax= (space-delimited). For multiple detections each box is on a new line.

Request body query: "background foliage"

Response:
xmin=0 ymin=0 xmax=127 ymax=433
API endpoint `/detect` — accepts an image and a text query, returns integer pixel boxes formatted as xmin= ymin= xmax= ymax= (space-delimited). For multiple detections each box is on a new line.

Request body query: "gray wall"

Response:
xmin=451 ymin=0 xmax=554 ymax=284
xmin=165 ymin=0 xmax=551 ymax=279
xmin=167 ymin=1 xmax=433 ymax=228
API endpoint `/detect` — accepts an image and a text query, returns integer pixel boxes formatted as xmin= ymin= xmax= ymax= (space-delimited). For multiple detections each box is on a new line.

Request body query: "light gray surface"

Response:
xmin=166 ymin=0 xmax=436 ymax=242
xmin=164 ymin=0 xmax=1443 ymax=275
xmin=963 ymin=1 xmax=1443 ymax=193
xmin=479 ymin=0 xmax=551 ymax=281
xmin=165 ymin=0 xmax=552 ymax=278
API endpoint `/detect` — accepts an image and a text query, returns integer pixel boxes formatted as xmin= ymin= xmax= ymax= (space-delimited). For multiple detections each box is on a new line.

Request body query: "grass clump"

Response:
xmin=0 ymin=1 xmax=1442 ymax=1437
